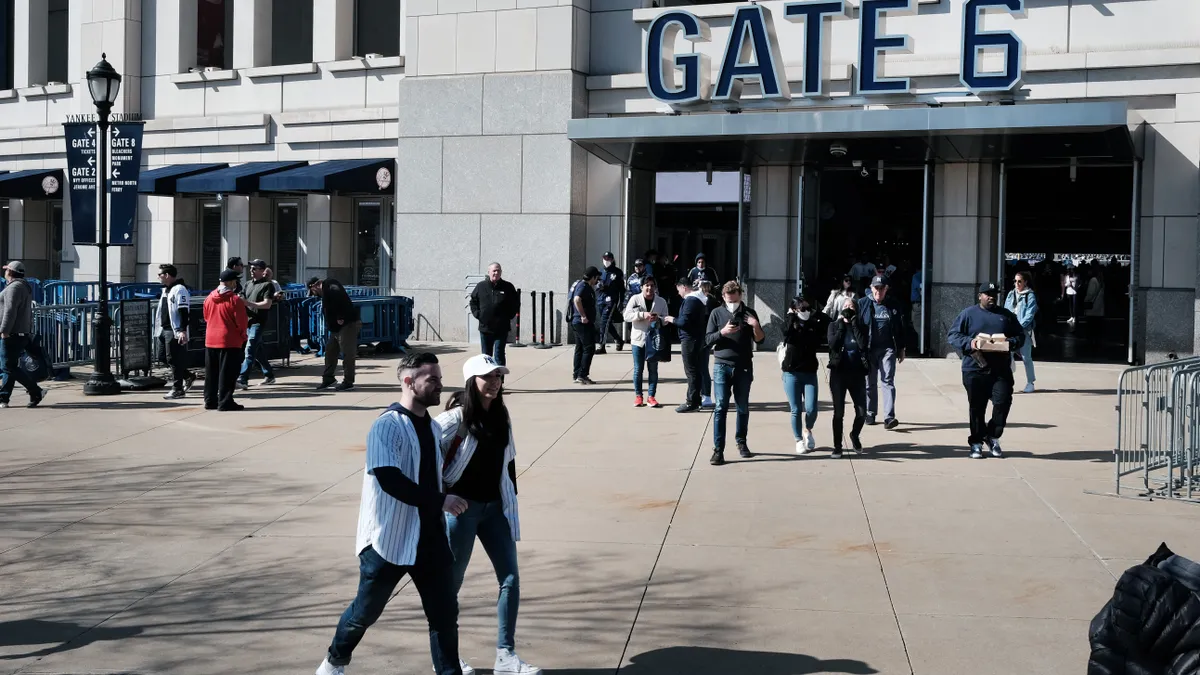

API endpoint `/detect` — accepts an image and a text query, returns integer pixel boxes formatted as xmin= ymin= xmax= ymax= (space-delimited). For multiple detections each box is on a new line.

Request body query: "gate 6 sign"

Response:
xmin=645 ymin=0 xmax=1025 ymax=107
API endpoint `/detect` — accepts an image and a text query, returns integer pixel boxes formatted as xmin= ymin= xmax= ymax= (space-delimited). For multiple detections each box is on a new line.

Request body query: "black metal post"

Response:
xmin=535 ymin=291 xmax=550 ymax=349
xmin=512 ymin=287 xmax=526 ymax=347
xmin=548 ymin=290 xmax=558 ymax=345
xmin=84 ymin=107 xmax=120 ymax=395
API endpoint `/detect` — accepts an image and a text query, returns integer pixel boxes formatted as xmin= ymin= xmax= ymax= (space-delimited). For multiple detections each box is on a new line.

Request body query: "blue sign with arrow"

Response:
xmin=61 ymin=121 xmax=144 ymax=246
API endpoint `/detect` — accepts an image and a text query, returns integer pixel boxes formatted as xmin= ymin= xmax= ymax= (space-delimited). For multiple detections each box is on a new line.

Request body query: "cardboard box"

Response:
xmin=976 ymin=333 xmax=1010 ymax=352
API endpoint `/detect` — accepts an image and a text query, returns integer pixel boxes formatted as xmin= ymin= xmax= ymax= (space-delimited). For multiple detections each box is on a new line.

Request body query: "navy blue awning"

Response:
xmin=174 ymin=161 xmax=308 ymax=194
xmin=0 ymin=168 xmax=64 ymax=200
xmin=138 ymin=163 xmax=229 ymax=195
xmin=258 ymin=158 xmax=395 ymax=195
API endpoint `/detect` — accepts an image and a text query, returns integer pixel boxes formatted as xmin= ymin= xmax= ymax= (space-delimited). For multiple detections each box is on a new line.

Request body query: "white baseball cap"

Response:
xmin=463 ymin=354 xmax=509 ymax=381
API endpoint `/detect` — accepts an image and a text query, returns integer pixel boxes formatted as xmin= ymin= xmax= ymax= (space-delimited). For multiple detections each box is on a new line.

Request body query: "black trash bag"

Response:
xmin=18 ymin=336 xmax=50 ymax=383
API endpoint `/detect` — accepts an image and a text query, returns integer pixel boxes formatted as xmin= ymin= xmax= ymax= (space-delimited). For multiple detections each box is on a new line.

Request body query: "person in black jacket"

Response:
xmin=781 ymin=294 xmax=825 ymax=454
xmin=596 ymin=252 xmax=625 ymax=354
xmin=856 ymin=275 xmax=907 ymax=429
xmin=705 ymin=281 xmax=765 ymax=466
xmin=308 ymin=277 xmax=362 ymax=391
xmin=947 ymin=283 xmax=1025 ymax=459
xmin=827 ymin=297 xmax=869 ymax=459
xmin=470 ymin=263 xmax=519 ymax=367
xmin=674 ymin=278 xmax=709 ymax=413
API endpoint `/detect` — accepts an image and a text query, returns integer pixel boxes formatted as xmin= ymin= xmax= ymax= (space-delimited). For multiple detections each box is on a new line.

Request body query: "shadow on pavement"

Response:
xmin=864 ymin=442 xmax=1112 ymax=462
xmin=0 ymin=619 xmax=143 ymax=660
xmin=887 ymin=421 xmax=1057 ymax=432
xmin=541 ymin=646 xmax=878 ymax=674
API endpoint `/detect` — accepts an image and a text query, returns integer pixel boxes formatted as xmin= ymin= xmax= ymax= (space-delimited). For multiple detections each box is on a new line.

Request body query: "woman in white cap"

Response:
xmin=435 ymin=355 xmax=540 ymax=675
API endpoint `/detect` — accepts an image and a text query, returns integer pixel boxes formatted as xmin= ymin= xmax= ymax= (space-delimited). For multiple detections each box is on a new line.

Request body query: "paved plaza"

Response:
xmin=2 ymin=343 xmax=1198 ymax=675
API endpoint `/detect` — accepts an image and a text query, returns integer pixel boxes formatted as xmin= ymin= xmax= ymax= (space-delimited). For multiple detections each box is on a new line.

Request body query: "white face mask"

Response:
xmin=798 ymin=310 xmax=811 ymax=321
xmin=603 ymin=260 xmax=612 ymax=268
xmin=724 ymin=301 xmax=740 ymax=313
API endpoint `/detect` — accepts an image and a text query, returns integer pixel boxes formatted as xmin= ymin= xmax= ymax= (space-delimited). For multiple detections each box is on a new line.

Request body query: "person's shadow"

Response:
xmin=0 ymin=619 xmax=144 ymax=660
xmin=508 ymin=646 xmax=878 ymax=675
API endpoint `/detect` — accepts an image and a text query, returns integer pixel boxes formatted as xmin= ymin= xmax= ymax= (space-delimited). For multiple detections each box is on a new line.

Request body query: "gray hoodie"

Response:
xmin=0 ymin=278 xmax=33 ymax=335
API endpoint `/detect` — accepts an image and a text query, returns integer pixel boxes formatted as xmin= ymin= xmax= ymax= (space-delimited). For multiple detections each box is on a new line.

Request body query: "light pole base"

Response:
xmin=83 ymin=372 xmax=122 ymax=396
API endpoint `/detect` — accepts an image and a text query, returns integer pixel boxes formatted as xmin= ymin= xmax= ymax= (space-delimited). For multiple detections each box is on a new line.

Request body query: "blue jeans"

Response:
xmin=0 ymin=335 xmax=39 ymax=403
xmin=446 ymin=499 xmax=519 ymax=651
xmin=326 ymin=545 xmax=461 ymax=673
xmin=781 ymin=371 xmax=819 ymax=440
xmin=1015 ymin=332 xmax=1035 ymax=385
xmin=480 ymin=331 xmax=508 ymax=366
xmin=238 ymin=323 xmax=274 ymax=383
xmin=712 ymin=362 xmax=752 ymax=450
xmin=631 ymin=344 xmax=659 ymax=397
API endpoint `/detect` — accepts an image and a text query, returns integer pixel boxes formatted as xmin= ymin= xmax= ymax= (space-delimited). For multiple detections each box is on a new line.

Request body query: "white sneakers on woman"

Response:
xmin=495 ymin=649 xmax=542 ymax=674
xmin=797 ymin=429 xmax=817 ymax=454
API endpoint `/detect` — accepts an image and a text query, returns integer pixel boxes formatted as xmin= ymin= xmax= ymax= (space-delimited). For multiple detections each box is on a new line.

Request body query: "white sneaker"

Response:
xmin=1023 ymin=383 xmax=1035 ymax=393
xmin=805 ymin=430 xmax=816 ymax=451
xmin=316 ymin=659 xmax=344 ymax=675
xmin=431 ymin=659 xmax=475 ymax=675
xmin=495 ymin=649 xmax=542 ymax=675
xmin=796 ymin=440 xmax=807 ymax=454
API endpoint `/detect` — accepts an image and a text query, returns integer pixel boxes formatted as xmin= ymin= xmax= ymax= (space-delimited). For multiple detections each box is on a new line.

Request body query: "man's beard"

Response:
xmin=415 ymin=389 xmax=441 ymax=407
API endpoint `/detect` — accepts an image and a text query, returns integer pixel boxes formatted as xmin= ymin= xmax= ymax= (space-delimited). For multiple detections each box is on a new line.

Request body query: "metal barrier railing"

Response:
xmin=32 ymin=303 xmax=120 ymax=368
xmin=1109 ymin=356 xmax=1200 ymax=503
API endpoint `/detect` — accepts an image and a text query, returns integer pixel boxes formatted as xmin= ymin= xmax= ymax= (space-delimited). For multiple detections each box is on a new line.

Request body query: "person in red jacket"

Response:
xmin=204 ymin=269 xmax=249 ymax=411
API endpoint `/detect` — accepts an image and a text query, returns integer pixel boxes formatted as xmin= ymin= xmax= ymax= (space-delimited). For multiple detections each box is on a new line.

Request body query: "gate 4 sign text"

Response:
xmin=62 ymin=121 xmax=144 ymax=246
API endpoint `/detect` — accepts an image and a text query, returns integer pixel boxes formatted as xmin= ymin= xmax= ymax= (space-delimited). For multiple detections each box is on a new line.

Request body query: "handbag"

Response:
xmin=19 ymin=337 xmax=50 ymax=383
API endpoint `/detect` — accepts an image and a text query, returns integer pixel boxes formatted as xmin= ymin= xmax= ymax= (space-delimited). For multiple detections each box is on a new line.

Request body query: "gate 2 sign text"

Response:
xmin=645 ymin=0 xmax=1026 ymax=107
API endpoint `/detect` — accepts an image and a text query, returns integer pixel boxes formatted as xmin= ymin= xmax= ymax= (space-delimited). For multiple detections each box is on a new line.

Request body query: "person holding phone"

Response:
xmin=704 ymin=281 xmax=765 ymax=465
xmin=624 ymin=276 xmax=673 ymax=408
xmin=827 ymin=298 xmax=869 ymax=459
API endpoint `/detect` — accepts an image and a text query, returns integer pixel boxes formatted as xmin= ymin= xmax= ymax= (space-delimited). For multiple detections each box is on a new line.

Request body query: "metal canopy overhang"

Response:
xmin=138 ymin=163 xmax=230 ymax=196
xmin=0 ymin=168 xmax=64 ymax=200
xmin=257 ymin=158 xmax=395 ymax=196
xmin=568 ymin=102 xmax=1137 ymax=171
xmin=174 ymin=161 xmax=309 ymax=195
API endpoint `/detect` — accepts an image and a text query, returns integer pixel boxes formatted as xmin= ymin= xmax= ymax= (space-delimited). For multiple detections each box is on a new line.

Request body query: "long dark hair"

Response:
xmin=445 ymin=376 xmax=510 ymax=443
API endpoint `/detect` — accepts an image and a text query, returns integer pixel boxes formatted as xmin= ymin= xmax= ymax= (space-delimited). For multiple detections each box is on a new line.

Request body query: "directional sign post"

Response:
xmin=62 ymin=120 xmax=143 ymax=246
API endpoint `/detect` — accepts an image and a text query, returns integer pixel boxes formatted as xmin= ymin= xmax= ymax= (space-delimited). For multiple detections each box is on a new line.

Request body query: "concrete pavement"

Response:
xmin=1 ymin=343 xmax=1197 ymax=675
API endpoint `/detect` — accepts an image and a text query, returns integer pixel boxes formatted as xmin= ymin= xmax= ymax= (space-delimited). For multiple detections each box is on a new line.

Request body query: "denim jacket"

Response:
xmin=1004 ymin=290 xmax=1038 ymax=332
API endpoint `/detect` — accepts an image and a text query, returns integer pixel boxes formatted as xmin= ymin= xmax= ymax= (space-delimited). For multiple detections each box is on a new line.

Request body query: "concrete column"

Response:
xmin=8 ymin=200 xmax=50 ymax=279
xmin=224 ymin=195 xmax=250 ymax=265
xmin=13 ymin=1 xmax=46 ymax=88
xmin=927 ymin=162 xmax=1000 ymax=356
xmin=327 ymin=196 xmax=354 ymax=281
xmin=313 ymin=0 xmax=353 ymax=62
xmin=171 ymin=0 xmax=199 ymax=73
xmin=233 ymin=0 xmax=272 ymax=69
xmin=746 ymin=164 xmax=798 ymax=348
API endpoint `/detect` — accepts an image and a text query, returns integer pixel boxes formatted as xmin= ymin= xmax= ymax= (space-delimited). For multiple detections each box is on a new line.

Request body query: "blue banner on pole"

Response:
xmin=108 ymin=122 xmax=143 ymax=246
xmin=63 ymin=123 xmax=98 ymax=245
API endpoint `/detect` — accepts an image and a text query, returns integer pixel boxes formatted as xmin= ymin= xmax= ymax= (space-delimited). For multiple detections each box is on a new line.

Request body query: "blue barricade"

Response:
xmin=307 ymin=296 xmax=414 ymax=356
xmin=112 ymin=283 xmax=165 ymax=300
xmin=41 ymin=281 xmax=101 ymax=304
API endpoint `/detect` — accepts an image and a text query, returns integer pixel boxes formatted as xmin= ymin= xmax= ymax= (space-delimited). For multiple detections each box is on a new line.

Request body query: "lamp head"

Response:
xmin=87 ymin=54 xmax=122 ymax=111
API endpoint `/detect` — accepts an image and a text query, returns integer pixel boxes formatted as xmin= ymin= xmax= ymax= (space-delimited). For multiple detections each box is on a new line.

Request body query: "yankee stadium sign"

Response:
xmin=645 ymin=0 xmax=1025 ymax=106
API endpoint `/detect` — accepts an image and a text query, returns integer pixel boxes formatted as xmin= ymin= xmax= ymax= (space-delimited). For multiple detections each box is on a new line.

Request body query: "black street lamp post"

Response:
xmin=83 ymin=54 xmax=122 ymax=396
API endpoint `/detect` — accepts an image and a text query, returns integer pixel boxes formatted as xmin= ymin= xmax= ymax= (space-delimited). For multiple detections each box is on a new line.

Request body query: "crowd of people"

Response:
xmin=154 ymin=256 xmax=363 ymax=410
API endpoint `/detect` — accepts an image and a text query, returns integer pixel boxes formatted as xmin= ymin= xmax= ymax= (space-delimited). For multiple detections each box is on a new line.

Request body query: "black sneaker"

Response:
xmin=831 ymin=448 xmax=844 ymax=459
xmin=218 ymin=403 xmax=245 ymax=411
xmin=261 ymin=376 xmax=276 ymax=386
xmin=884 ymin=419 xmax=900 ymax=430
xmin=163 ymin=389 xmax=185 ymax=400
xmin=987 ymin=438 xmax=1004 ymax=458
xmin=27 ymin=388 xmax=47 ymax=408
xmin=573 ymin=377 xmax=584 ymax=384
xmin=850 ymin=433 xmax=864 ymax=454
xmin=580 ymin=377 xmax=597 ymax=385
xmin=969 ymin=443 xmax=985 ymax=459
xmin=595 ymin=347 xmax=607 ymax=355
xmin=865 ymin=416 xmax=878 ymax=426
xmin=675 ymin=403 xmax=699 ymax=413
xmin=616 ymin=342 xmax=625 ymax=352
xmin=737 ymin=443 xmax=753 ymax=459
xmin=236 ymin=380 xmax=249 ymax=391
xmin=334 ymin=382 xmax=355 ymax=392
xmin=709 ymin=449 xmax=725 ymax=466
xmin=183 ymin=374 xmax=197 ymax=393
xmin=316 ymin=379 xmax=337 ymax=391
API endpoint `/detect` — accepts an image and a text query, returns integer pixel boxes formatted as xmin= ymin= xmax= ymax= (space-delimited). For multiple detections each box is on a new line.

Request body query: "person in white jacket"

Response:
xmin=435 ymin=355 xmax=540 ymax=675
xmin=824 ymin=275 xmax=857 ymax=320
xmin=623 ymin=276 xmax=673 ymax=408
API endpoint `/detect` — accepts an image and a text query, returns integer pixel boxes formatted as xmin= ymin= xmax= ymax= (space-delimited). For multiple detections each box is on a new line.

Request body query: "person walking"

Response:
xmin=857 ymin=275 xmax=906 ymax=429
xmin=0 ymin=262 xmax=47 ymax=408
xmin=1064 ymin=264 xmax=1081 ymax=326
xmin=696 ymin=280 xmax=719 ymax=409
xmin=674 ymin=278 xmax=709 ymax=413
xmin=824 ymin=275 xmax=856 ymax=319
xmin=568 ymin=267 xmax=601 ymax=385
xmin=947 ymin=283 xmax=1025 ymax=459
xmin=436 ymin=355 xmax=541 ymax=675
xmin=157 ymin=263 xmax=195 ymax=400
xmin=1004 ymin=271 xmax=1038 ymax=393
xmin=687 ymin=253 xmax=719 ymax=288
xmin=237 ymin=259 xmax=277 ymax=389
xmin=781 ymin=295 xmax=824 ymax=453
xmin=315 ymin=352 xmax=466 ymax=675
xmin=1084 ymin=259 xmax=1107 ymax=352
xmin=705 ymin=281 xmax=764 ymax=465
xmin=308 ymin=277 xmax=361 ymax=391
xmin=596 ymin=252 xmax=626 ymax=354
xmin=827 ymin=298 xmax=869 ymax=459
xmin=225 ymin=256 xmax=245 ymax=294
xmin=623 ymin=276 xmax=672 ymax=408
xmin=470 ymin=263 xmax=520 ymax=366
xmin=203 ymin=270 xmax=248 ymax=411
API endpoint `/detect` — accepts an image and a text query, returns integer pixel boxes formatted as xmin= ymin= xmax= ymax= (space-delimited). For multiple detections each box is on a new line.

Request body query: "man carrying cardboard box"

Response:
xmin=947 ymin=283 xmax=1026 ymax=460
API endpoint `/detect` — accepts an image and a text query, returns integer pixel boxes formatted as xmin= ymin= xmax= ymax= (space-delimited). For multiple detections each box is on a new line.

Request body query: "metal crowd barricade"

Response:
xmin=1109 ymin=356 xmax=1200 ymax=503
xmin=308 ymin=296 xmax=414 ymax=356
xmin=41 ymin=281 xmax=103 ymax=305
xmin=32 ymin=302 xmax=121 ymax=368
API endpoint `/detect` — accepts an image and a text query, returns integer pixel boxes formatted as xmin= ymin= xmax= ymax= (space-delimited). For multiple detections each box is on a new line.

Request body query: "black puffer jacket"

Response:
xmin=1088 ymin=543 xmax=1200 ymax=675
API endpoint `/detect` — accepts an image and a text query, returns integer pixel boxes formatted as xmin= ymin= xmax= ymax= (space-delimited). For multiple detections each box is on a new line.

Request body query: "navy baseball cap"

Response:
xmin=978 ymin=282 xmax=1000 ymax=295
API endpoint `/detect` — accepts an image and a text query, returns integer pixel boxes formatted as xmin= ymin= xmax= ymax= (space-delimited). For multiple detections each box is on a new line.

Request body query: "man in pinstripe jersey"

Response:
xmin=317 ymin=352 xmax=468 ymax=675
